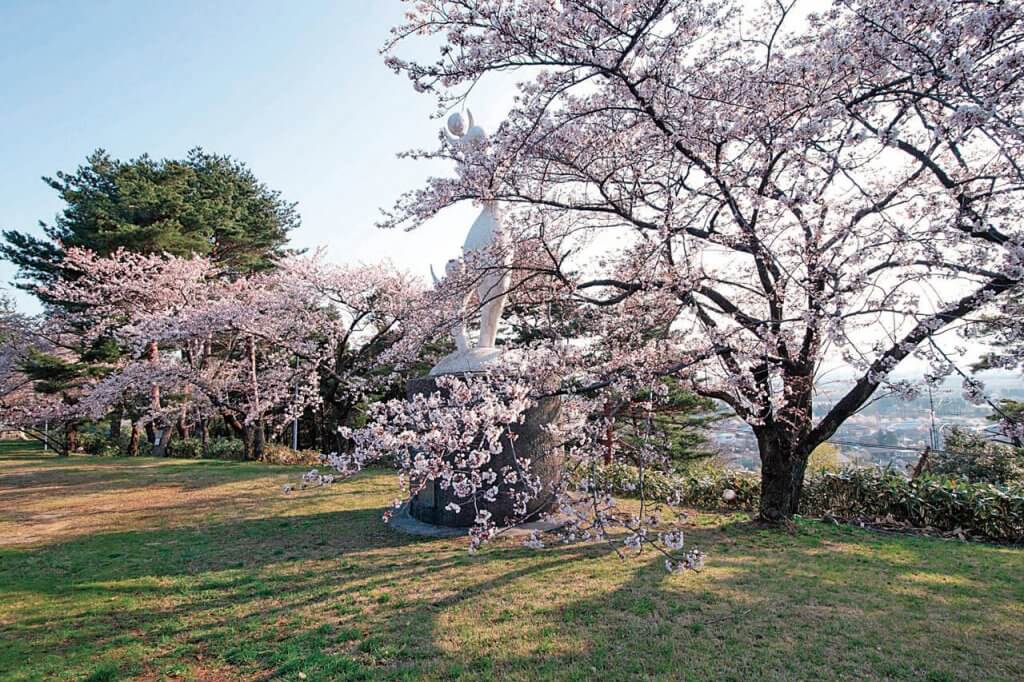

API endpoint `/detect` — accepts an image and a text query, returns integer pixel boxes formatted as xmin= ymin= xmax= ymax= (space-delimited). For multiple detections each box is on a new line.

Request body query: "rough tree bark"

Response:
xmin=242 ymin=420 xmax=266 ymax=461
xmin=175 ymin=412 xmax=188 ymax=440
xmin=128 ymin=420 xmax=141 ymax=456
xmin=254 ymin=420 xmax=265 ymax=460
xmin=62 ymin=420 xmax=78 ymax=457
xmin=756 ymin=430 xmax=812 ymax=522
xmin=752 ymin=369 xmax=817 ymax=522
xmin=153 ymin=424 xmax=174 ymax=457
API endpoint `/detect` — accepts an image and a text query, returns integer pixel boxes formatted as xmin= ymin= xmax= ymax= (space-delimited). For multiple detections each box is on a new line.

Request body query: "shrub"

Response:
xmin=167 ymin=438 xmax=203 ymax=459
xmin=78 ymin=432 xmax=151 ymax=457
xmin=803 ymin=469 xmax=1024 ymax=542
xmin=77 ymin=432 xmax=106 ymax=455
xmin=592 ymin=462 xmax=1024 ymax=542
xmin=589 ymin=461 xmax=760 ymax=511
xmin=205 ymin=437 xmax=245 ymax=461
xmin=677 ymin=467 xmax=761 ymax=511
xmin=929 ymin=428 xmax=1024 ymax=484
xmin=590 ymin=462 xmax=681 ymax=501
xmin=77 ymin=431 xmax=322 ymax=464
xmin=259 ymin=443 xmax=323 ymax=466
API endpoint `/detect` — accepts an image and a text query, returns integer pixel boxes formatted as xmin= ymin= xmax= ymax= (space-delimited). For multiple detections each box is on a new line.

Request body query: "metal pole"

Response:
xmin=291 ymin=385 xmax=299 ymax=450
xmin=927 ymin=384 xmax=937 ymax=451
xmin=43 ymin=421 xmax=48 ymax=451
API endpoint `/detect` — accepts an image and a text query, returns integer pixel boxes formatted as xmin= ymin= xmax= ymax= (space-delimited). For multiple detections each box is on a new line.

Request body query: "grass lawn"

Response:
xmin=0 ymin=442 xmax=1022 ymax=681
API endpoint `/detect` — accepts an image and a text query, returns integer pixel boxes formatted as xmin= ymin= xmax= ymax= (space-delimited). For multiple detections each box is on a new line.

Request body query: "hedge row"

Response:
xmin=803 ymin=468 xmax=1024 ymax=542
xmin=77 ymin=433 xmax=322 ymax=465
xmin=592 ymin=462 xmax=1024 ymax=543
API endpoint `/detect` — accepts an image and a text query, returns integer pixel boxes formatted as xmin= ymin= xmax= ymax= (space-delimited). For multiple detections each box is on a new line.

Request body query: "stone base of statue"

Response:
xmin=405 ymin=374 xmax=562 ymax=528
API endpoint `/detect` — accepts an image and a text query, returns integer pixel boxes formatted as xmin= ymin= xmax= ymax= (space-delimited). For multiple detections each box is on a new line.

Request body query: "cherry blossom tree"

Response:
xmin=381 ymin=0 xmax=1024 ymax=520
xmin=42 ymin=247 xmax=427 ymax=459
xmin=333 ymin=355 xmax=706 ymax=571
xmin=0 ymin=296 xmax=35 ymax=408
xmin=0 ymin=299 xmax=55 ymax=448
xmin=0 ymin=297 xmax=95 ymax=454
xmin=41 ymin=247 xmax=217 ymax=454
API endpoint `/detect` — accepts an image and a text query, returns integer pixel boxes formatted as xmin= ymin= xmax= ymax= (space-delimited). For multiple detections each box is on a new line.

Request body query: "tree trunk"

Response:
xmin=756 ymin=429 xmax=810 ymax=522
xmin=751 ymin=366 xmax=818 ymax=522
xmin=175 ymin=412 xmax=188 ymax=440
xmin=145 ymin=339 xmax=163 ymax=448
xmin=241 ymin=421 xmax=266 ymax=461
xmin=243 ymin=425 xmax=255 ymax=461
xmin=63 ymin=421 xmax=79 ymax=456
xmin=245 ymin=334 xmax=263 ymax=461
xmin=109 ymin=404 xmax=123 ymax=440
xmin=199 ymin=418 xmax=210 ymax=456
xmin=128 ymin=421 xmax=141 ymax=456
xmin=254 ymin=419 xmax=265 ymax=460
xmin=177 ymin=386 xmax=192 ymax=439
xmin=603 ymin=402 xmax=614 ymax=465
xmin=153 ymin=426 xmax=175 ymax=457
xmin=223 ymin=413 xmax=246 ymax=439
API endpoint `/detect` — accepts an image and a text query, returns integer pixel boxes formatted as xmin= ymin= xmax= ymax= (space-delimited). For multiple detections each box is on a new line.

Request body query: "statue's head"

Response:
xmin=447 ymin=112 xmax=466 ymax=137
xmin=444 ymin=110 xmax=485 ymax=143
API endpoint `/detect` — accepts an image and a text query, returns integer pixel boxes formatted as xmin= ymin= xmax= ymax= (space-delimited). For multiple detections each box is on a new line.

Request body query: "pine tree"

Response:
xmin=1 ymin=147 xmax=299 ymax=300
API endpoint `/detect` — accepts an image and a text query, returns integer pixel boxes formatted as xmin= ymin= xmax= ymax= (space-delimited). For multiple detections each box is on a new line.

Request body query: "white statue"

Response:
xmin=430 ymin=111 xmax=514 ymax=376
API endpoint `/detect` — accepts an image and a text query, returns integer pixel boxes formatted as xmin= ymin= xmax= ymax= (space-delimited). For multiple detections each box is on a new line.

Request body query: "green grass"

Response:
xmin=0 ymin=443 xmax=1022 ymax=681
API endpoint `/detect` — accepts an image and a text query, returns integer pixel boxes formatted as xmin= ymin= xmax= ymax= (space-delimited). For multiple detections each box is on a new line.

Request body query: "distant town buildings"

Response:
xmin=709 ymin=376 xmax=1022 ymax=471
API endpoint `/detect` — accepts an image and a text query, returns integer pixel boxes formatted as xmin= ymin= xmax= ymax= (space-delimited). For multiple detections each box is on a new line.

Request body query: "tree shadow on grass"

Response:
xmin=309 ymin=516 xmax=1021 ymax=682
xmin=391 ymin=519 xmax=1024 ymax=681
xmin=0 ymin=505 xmax=609 ymax=680
xmin=1 ymin=483 xmax=1022 ymax=681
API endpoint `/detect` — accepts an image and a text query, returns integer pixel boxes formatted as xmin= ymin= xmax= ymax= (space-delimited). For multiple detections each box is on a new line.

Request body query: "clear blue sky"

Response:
xmin=0 ymin=0 xmax=509 ymax=314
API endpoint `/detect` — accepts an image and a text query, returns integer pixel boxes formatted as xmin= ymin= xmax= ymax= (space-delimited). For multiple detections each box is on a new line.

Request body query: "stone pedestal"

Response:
xmin=406 ymin=375 xmax=563 ymax=528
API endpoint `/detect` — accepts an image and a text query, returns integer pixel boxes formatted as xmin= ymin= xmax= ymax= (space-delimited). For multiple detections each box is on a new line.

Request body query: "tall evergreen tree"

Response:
xmin=1 ymin=147 xmax=299 ymax=300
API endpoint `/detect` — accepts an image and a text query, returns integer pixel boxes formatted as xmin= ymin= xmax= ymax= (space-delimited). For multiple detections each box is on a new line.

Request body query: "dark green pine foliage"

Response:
xmin=987 ymin=400 xmax=1024 ymax=448
xmin=18 ymin=339 xmax=120 ymax=454
xmin=1 ymin=147 xmax=299 ymax=301
xmin=615 ymin=377 xmax=729 ymax=468
xmin=970 ymin=287 xmax=1023 ymax=448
